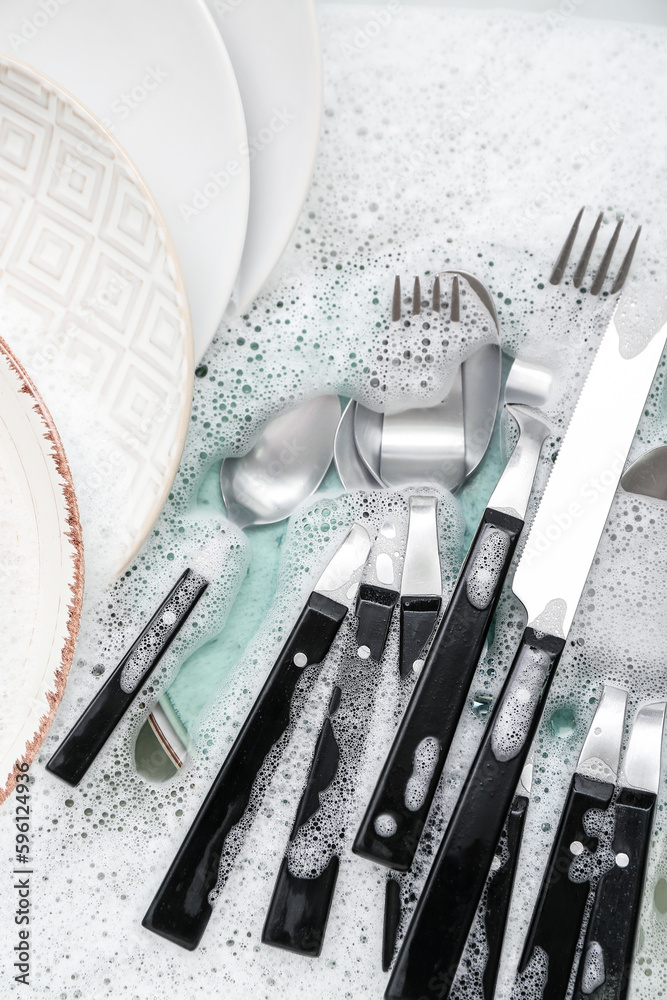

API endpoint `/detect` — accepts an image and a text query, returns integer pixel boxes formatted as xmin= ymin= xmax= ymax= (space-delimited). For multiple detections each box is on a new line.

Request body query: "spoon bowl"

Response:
xmin=221 ymin=395 xmax=341 ymax=527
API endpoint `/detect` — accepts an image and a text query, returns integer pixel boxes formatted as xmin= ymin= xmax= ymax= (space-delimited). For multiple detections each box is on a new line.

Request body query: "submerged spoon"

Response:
xmin=137 ymin=395 xmax=341 ymax=779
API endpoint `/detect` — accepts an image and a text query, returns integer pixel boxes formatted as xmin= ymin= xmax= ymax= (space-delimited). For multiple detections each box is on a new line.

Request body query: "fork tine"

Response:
xmin=432 ymin=274 xmax=440 ymax=313
xmin=392 ymin=275 xmax=401 ymax=322
xmin=610 ymin=224 xmax=642 ymax=294
xmin=573 ymin=211 xmax=603 ymax=288
xmin=550 ymin=206 xmax=585 ymax=285
xmin=450 ymin=275 xmax=460 ymax=322
xmin=412 ymin=277 xmax=421 ymax=315
xmin=590 ymin=217 xmax=624 ymax=295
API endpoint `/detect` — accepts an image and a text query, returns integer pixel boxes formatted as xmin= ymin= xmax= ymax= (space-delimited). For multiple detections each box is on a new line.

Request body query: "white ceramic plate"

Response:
xmin=207 ymin=0 xmax=322 ymax=312
xmin=0 ymin=56 xmax=193 ymax=583
xmin=0 ymin=0 xmax=249 ymax=359
xmin=0 ymin=336 xmax=84 ymax=802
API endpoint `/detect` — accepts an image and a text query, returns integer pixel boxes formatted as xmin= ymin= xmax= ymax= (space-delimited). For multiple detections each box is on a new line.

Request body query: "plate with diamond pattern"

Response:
xmin=0 ymin=57 xmax=193 ymax=584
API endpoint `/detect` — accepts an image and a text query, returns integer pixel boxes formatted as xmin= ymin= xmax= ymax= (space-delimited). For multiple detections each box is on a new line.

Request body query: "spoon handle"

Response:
xmin=142 ymin=590 xmax=348 ymax=951
xmin=353 ymin=507 xmax=523 ymax=872
xmin=46 ymin=569 xmax=208 ymax=787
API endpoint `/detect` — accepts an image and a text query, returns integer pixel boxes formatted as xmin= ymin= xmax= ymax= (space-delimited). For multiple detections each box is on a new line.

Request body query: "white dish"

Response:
xmin=0 ymin=0 xmax=249 ymax=358
xmin=0 ymin=56 xmax=193 ymax=583
xmin=207 ymin=0 xmax=322 ymax=312
xmin=0 ymin=335 xmax=84 ymax=802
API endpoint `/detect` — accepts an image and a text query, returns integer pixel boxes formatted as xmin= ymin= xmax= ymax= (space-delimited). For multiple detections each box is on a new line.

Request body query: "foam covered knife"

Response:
xmin=262 ymin=526 xmax=401 ymax=956
xmin=143 ymin=522 xmax=372 ymax=950
xmin=385 ymin=306 xmax=667 ymax=1000
xmin=518 ymin=685 xmax=628 ymax=997
xmin=574 ymin=701 xmax=666 ymax=1000
xmin=354 ymin=425 xmax=547 ymax=870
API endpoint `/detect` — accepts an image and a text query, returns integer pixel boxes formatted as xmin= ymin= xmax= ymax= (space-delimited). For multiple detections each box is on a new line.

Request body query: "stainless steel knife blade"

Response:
xmin=315 ymin=522 xmax=373 ymax=605
xmin=576 ymin=685 xmax=628 ymax=783
xmin=513 ymin=308 xmax=667 ymax=638
xmin=622 ymin=701 xmax=667 ymax=795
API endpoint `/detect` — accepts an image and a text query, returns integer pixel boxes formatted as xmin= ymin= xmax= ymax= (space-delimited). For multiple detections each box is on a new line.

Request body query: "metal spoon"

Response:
xmin=137 ymin=395 xmax=341 ymax=779
xmin=219 ymin=395 xmax=341 ymax=527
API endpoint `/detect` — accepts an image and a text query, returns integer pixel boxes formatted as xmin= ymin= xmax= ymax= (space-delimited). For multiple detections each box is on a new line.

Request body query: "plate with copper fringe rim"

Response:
xmin=0 ymin=336 xmax=84 ymax=803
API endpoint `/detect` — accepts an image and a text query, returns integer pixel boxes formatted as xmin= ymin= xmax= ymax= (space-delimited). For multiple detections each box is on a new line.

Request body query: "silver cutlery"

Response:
xmin=353 ymin=211 xmax=641 ymax=875
xmin=143 ymin=522 xmax=373 ymax=951
xmin=144 ymin=394 xmax=342 ymax=771
xmin=352 ymin=271 xmax=501 ymax=490
xmin=384 ymin=214 xmax=665 ymax=1000
xmin=262 ymin=524 xmax=403 ymax=957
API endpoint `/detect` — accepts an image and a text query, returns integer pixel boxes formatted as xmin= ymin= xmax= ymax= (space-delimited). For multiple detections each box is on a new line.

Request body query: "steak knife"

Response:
xmin=574 ymin=701 xmax=666 ymax=1000
xmin=262 ymin=528 xmax=401 ymax=957
xmin=518 ymin=685 xmax=628 ymax=998
xmin=385 ymin=306 xmax=667 ymax=1000
xmin=142 ymin=522 xmax=372 ymax=951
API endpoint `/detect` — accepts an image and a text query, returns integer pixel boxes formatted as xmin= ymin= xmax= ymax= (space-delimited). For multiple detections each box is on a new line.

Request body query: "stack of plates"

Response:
xmin=0 ymin=0 xmax=322 ymax=789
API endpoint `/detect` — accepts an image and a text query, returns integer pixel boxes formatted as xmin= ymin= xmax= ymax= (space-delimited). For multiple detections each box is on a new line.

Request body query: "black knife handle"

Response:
xmin=519 ymin=774 xmax=615 ymax=998
xmin=262 ymin=579 xmax=398 ymax=959
xmin=142 ymin=591 xmax=348 ymax=951
xmin=483 ymin=793 xmax=530 ymax=1000
xmin=399 ymin=595 xmax=441 ymax=678
xmin=385 ymin=627 xmax=565 ymax=1000
xmin=353 ymin=509 xmax=523 ymax=872
xmin=383 ymin=877 xmax=402 ymax=972
xmin=574 ymin=787 xmax=657 ymax=1000
xmin=47 ymin=569 xmax=208 ymax=786
xmin=356 ymin=585 xmax=399 ymax=662
xmin=262 ymin=697 xmax=342 ymax=957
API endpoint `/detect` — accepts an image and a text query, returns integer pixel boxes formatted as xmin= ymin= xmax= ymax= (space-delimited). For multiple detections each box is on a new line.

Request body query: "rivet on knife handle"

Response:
xmin=353 ymin=508 xmax=523 ymax=871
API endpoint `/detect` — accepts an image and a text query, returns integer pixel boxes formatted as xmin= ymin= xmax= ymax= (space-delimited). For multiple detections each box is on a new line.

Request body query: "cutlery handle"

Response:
xmin=383 ymin=877 xmax=402 ymax=972
xmin=385 ymin=627 xmax=565 ymax=1000
xmin=574 ymin=787 xmax=657 ymax=1000
xmin=142 ymin=591 xmax=348 ymax=951
xmin=262 ymin=698 xmax=342 ymax=957
xmin=262 ymin=576 xmax=398 ymax=959
xmin=356 ymin=584 xmax=399 ymax=661
xmin=46 ymin=569 xmax=208 ymax=786
xmin=483 ymin=793 xmax=529 ymax=1000
xmin=353 ymin=508 xmax=523 ymax=871
xmin=518 ymin=775 xmax=615 ymax=997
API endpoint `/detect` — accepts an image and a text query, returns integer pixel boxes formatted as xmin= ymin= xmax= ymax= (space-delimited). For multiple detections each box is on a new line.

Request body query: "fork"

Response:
xmin=352 ymin=210 xmax=642 ymax=877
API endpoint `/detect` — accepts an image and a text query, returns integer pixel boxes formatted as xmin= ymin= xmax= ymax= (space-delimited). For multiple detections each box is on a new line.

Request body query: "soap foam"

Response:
xmin=4 ymin=6 xmax=667 ymax=999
